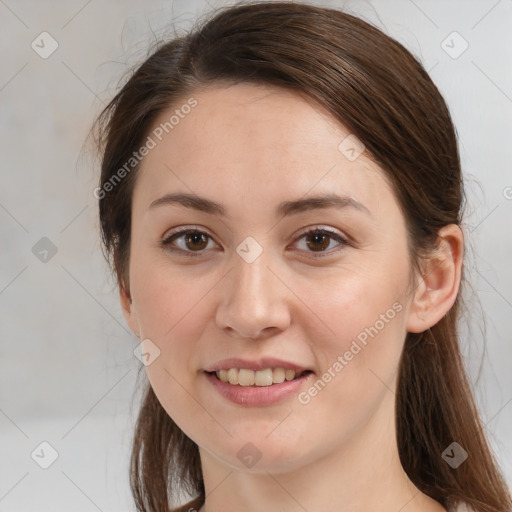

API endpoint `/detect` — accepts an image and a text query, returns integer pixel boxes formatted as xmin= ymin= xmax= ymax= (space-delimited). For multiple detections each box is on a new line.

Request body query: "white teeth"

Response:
xmin=273 ymin=367 xmax=285 ymax=384
xmin=238 ymin=369 xmax=255 ymax=386
xmin=254 ymin=369 xmax=273 ymax=386
xmin=227 ymin=368 xmax=238 ymax=385
xmin=215 ymin=368 xmax=306 ymax=386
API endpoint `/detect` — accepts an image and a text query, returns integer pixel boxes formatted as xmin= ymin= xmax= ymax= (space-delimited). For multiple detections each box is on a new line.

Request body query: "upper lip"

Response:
xmin=204 ymin=357 xmax=312 ymax=373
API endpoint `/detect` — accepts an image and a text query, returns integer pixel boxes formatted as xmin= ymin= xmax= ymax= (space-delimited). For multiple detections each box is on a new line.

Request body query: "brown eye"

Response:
xmin=305 ymin=232 xmax=332 ymax=251
xmin=293 ymin=227 xmax=348 ymax=257
xmin=160 ymin=229 xmax=217 ymax=256
xmin=183 ymin=231 xmax=209 ymax=251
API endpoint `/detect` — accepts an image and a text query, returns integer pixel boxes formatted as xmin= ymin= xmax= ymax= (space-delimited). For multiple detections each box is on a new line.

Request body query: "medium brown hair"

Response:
xmin=92 ymin=2 xmax=512 ymax=511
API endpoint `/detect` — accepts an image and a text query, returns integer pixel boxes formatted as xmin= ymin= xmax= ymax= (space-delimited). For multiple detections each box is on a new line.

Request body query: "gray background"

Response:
xmin=1 ymin=0 xmax=511 ymax=510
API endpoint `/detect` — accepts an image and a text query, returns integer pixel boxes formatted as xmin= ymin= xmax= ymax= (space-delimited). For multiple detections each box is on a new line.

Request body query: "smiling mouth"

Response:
xmin=206 ymin=368 xmax=313 ymax=387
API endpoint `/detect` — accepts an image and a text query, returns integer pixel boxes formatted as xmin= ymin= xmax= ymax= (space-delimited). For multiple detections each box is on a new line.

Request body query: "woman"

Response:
xmin=92 ymin=2 xmax=512 ymax=511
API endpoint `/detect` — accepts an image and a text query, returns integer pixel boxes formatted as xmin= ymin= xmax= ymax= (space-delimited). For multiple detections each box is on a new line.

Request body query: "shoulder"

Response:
xmin=172 ymin=495 xmax=204 ymax=512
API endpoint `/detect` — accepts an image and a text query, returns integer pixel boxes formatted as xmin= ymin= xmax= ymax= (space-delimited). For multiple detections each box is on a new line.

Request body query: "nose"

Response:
xmin=215 ymin=248 xmax=291 ymax=340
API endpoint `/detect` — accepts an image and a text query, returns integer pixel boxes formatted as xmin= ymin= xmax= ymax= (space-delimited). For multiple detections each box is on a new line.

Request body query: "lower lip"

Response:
xmin=204 ymin=371 xmax=314 ymax=406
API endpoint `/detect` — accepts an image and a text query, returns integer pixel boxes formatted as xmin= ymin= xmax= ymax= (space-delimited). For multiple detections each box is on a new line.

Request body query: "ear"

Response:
xmin=119 ymin=282 xmax=141 ymax=337
xmin=406 ymin=224 xmax=464 ymax=333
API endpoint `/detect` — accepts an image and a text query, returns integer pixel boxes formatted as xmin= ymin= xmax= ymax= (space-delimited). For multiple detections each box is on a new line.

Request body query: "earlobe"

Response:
xmin=406 ymin=224 xmax=464 ymax=334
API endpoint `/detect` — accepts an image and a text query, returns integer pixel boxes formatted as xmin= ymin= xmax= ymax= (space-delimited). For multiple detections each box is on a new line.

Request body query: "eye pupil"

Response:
xmin=185 ymin=232 xmax=208 ymax=250
xmin=306 ymin=233 xmax=330 ymax=251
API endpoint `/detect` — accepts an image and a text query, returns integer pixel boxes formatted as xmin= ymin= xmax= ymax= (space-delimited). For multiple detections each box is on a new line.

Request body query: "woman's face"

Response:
xmin=123 ymin=82 xmax=419 ymax=473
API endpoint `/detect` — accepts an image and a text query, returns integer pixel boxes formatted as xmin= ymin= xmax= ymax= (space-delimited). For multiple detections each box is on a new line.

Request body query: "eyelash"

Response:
xmin=159 ymin=226 xmax=349 ymax=259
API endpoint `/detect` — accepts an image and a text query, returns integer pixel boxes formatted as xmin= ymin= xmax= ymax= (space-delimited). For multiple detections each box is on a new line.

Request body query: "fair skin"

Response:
xmin=120 ymin=83 xmax=463 ymax=512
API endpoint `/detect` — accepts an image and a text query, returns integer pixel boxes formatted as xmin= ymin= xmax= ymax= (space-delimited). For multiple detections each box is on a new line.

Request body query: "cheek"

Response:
xmin=292 ymin=282 xmax=406 ymax=453
xmin=130 ymin=248 xmax=214 ymax=339
xmin=129 ymin=255 xmax=216 ymax=387
xmin=132 ymin=267 xmax=215 ymax=432
xmin=301 ymin=262 xmax=408 ymax=418
xmin=308 ymin=263 xmax=407 ymax=349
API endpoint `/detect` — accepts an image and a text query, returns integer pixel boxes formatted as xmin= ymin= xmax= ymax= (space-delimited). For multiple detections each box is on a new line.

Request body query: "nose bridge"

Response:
xmin=233 ymin=245 xmax=271 ymax=301
xmin=215 ymin=239 xmax=290 ymax=338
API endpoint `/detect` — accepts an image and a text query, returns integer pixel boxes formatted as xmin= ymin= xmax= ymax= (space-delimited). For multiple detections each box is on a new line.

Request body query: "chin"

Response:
xmin=201 ymin=433 xmax=313 ymax=475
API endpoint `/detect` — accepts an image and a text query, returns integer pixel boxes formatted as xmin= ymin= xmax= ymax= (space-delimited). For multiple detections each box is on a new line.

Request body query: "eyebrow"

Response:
xmin=148 ymin=192 xmax=371 ymax=218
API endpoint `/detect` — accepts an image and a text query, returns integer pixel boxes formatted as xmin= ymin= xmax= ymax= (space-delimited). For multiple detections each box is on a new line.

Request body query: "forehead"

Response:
xmin=134 ymin=82 xmax=396 ymax=218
